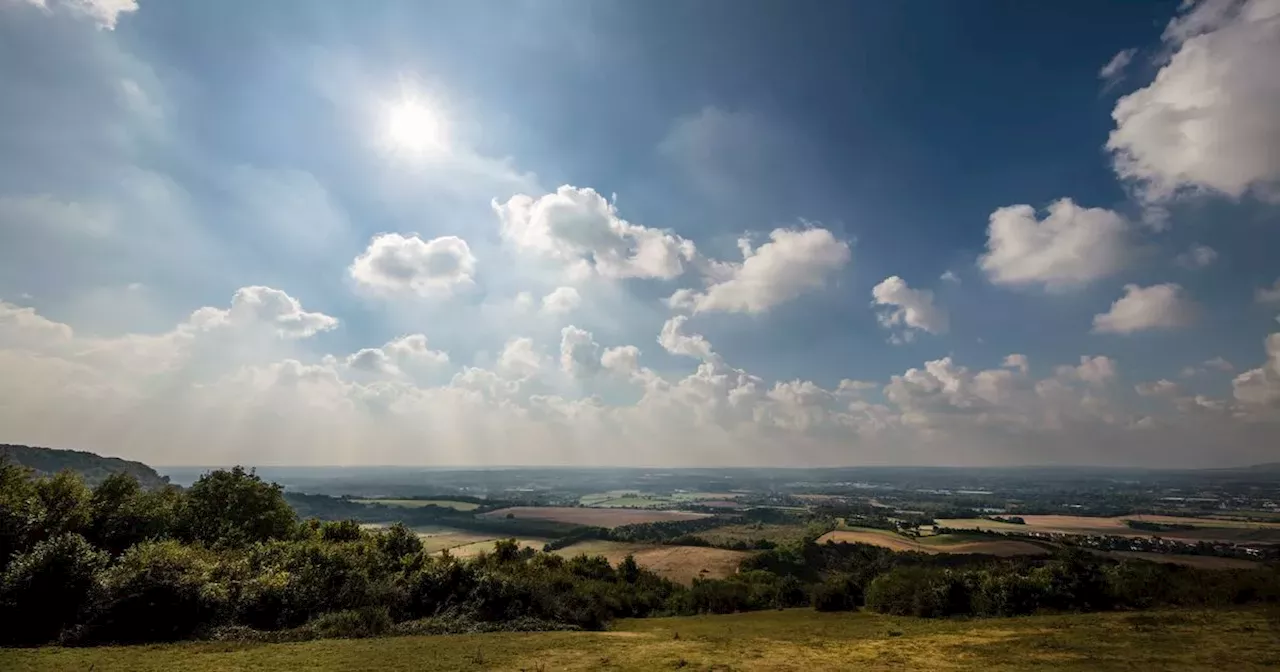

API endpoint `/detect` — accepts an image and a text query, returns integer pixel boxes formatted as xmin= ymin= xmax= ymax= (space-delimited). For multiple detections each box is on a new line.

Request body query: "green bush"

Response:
xmin=304 ymin=606 xmax=393 ymax=639
xmin=80 ymin=540 xmax=226 ymax=644
xmin=0 ymin=533 xmax=107 ymax=645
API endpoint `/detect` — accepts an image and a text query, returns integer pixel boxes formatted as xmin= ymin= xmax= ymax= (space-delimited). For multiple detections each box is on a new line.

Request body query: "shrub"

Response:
xmin=181 ymin=467 xmax=296 ymax=547
xmin=0 ymin=533 xmax=107 ymax=645
xmin=81 ymin=540 xmax=226 ymax=644
xmin=305 ymin=606 xmax=393 ymax=639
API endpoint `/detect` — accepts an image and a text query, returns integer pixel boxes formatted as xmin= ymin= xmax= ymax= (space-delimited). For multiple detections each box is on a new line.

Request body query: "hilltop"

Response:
xmin=0 ymin=444 xmax=169 ymax=489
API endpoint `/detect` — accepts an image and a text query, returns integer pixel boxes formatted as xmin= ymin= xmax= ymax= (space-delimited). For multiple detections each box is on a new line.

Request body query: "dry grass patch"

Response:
xmin=552 ymin=540 xmax=748 ymax=583
xmin=819 ymin=528 xmax=1047 ymax=557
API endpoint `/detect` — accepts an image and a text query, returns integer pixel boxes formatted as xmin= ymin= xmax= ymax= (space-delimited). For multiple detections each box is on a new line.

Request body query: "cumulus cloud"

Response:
xmin=1136 ymin=379 xmax=1181 ymax=397
xmin=344 ymin=334 xmax=448 ymax=377
xmin=657 ymin=316 xmax=716 ymax=361
xmin=871 ymin=276 xmax=949 ymax=340
xmin=1002 ymin=354 xmax=1030 ymax=374
xmin=1175 ymin=244 xmax=1218 ymax=269
xmin=668 ymin=227 xmax=850 ymax=313
xmin=1257 ymin=279 xmax=1280 ymax=303
xmin=1232 ymin=333 xmax=1280 ymax=409
xmin=1092 ymin=283 xmax=1199 ymax=334
xmin=559 ymin=325 xmax=601 ymax=376
xmin=540 ymin=286 xmax=581 ymax=316
xmin=209 ymin=286 xmax=339 ymax=339
xmin=1056 ymin=355 xmax=1119 ymax=386
xmin=494 ymin=185 xmax=696 ymax=280
xmin=979 ymin=199 xmax=1131 ymax=289
xmin=1107 ymin=0 xmax=1280 ymax=204
xmin=2 ymin=293 xmax=1279 ymax=467
xmin=349 ymin=233 xmax=476 ymax=297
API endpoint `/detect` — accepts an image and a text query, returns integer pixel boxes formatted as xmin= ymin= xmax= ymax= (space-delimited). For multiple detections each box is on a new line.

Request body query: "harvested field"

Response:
xmin=481 ymin=506 xmax=710 ymax=528
xmin=553 ymin=540 xmax=748 ymax=583
xmin=819 ymin=528 xmax=1049 ymax=557
xmin=938 ymin=515 xmax=1280 ymax=543
xmin=1089 ymin=549 xmax=1263 ymax=570
xmin=349 ymin=498 xmax=479 ymax=511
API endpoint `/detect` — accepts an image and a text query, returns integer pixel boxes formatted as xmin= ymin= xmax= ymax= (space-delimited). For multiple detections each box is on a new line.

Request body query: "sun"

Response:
xmin=385 ymin=98 xmax=447 ymax=155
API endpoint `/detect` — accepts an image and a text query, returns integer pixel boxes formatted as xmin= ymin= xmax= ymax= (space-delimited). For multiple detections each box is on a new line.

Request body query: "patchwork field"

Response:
xmin=937 ymin=515 xmax=1280 ymax=543
xmin=481 ymin=506 xmax=710 ymax=528
xmin=6 ymin=608 xmax=1276 ymax=671
xmin=349 ymin=499 xmax=480 ymax=511
xmin=553 ymin=540 xmax=749 ymax=583
xmin=819 ymin=527 xmax=1049 ymax=557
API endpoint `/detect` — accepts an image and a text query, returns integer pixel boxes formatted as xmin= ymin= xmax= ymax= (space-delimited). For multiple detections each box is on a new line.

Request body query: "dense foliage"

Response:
xmin=1 ymin=462 xmax=1277 ymax=648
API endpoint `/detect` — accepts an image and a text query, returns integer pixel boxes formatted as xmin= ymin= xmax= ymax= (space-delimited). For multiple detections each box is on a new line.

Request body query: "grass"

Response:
xmin=4 ymin=608 xmax=1276 ymax=671
xmin=480 ymin=507 xmax=709 ymax=528
xmin=350 ymin=499 xmax=480 ymax=511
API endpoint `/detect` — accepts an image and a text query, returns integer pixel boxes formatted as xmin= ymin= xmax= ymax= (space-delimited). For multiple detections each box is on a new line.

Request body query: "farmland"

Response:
xmin=5 ymin=608 xmax=1276 ymax=672
xmin=480 ymin=506 xmax=710 ymax=528
xmin=937 ymin=514 xmax=1280 ymax=543
xmin=350 ymin=499 xmax=480 ymax=511
xmin=698 ymin=522 xmax=816 ymax=547
xmin=819 ymin=527 xmax=1050 ymax=557
xmin=553 ymin=540 xmax=749 ymax=583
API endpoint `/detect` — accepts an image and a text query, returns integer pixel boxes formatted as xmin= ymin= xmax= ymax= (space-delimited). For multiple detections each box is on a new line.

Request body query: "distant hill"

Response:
xmin=0 ymin=444 xmax=169 ymax=489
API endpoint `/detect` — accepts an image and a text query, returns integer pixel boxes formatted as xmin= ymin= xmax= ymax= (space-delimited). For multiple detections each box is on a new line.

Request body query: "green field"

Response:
xmin=3 ymin=608 xmax=1276 ymax=671
xmin=698 ymin=522 xmax=812 ymax=546
xmin=350 ymin=499 xmax=480 ymax=511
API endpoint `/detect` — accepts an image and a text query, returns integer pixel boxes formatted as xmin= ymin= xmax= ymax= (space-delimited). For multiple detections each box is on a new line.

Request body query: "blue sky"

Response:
xmin=1 ymin=0 xmax=1277 ymax=468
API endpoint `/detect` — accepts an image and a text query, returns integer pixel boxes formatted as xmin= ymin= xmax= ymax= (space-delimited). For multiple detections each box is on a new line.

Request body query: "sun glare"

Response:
xmin=385 ymin=98 xmax=447 ymax=155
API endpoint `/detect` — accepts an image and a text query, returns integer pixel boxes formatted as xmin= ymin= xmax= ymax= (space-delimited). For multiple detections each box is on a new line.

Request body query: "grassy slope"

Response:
xmin=350 ymin=499 xmax=481 ymax=511
xmin=4 ymin=609 xmax=1277 ymax=671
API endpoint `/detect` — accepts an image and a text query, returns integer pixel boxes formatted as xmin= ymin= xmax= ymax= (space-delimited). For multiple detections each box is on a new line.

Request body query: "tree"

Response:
xmin=0 ymin=461 xmax=39 ymax=571
xmin=181 ymin=467 xmax=296 ymax=547
xmin=31 ymin=470 xmax=93 ymax=541
xmin=0 ymin=533 xmax=108 ymax=645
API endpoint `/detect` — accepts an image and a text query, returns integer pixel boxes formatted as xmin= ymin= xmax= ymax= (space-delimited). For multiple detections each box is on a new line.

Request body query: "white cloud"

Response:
xmin=2 ymin=294 xmax=1279 ymax=467
xmin=494 ymin=185 xmax=696 ymax=280
xmin=1092 ymin=283 xmax=1198 ymax=334
xmin=344 ymin=334 xmax=449 ymax=377
xmin=1107 ymin=0 xmax=1280 ymax=204
xmin=349 ymin=233 xmax=476 ymax=297
xmin=601 ymin=345 xmax=642 ymax=376
xmin=1002 ymin=354 xmax=1030 ymax=373
xmin=668 ymin=227 xmax=850 ymax=314
xmin=871 ymin=276 xmax=949 ymax=339
xmin=559 ymin=325 xmax=600 ymax=376
xmin=1056 ymin=355 xmax=1119 ymax=386
xmin=16 ymin=0 xmax=138 ymax=30
xmin=1136 ymin=379 xmax=1181 ymax=397
xmin=657 ymin=316 xmax=716 ymax=361
xmin=1257 ymin=279 xmax=1280 ymax=303
xmin=979 ymin=199 xmax=1131 ymax=289
xmin=1232 ymin=333 xmax=1280 ymax=409
xmin=1100 ymin=48 xmax=1138 ymax=85
xmin=939 ymin=270 xmax=960 ymax=284
xmin=540 ymin=286 xmax=581 ymax=316
xmin=496 ymin=337 xmax=543 ymax=379
xmin=216 ymin=286 xmax=339 ymax=339
xmin=1175 ymin=244 xmax=1218 ymax=269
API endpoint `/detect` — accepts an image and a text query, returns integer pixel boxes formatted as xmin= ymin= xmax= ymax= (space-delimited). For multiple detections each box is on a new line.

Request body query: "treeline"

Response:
xmin=286 ymin=492 xmax=579 ymax=539
xmin=0 ymin=464 xmax=688 ymax=646
xmin=0 ymin=444 xmax=169 ymax=490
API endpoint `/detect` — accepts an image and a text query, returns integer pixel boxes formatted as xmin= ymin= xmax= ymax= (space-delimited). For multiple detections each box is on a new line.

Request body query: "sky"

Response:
xmin=1 ymin=0 xmax=1278 ymax=468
